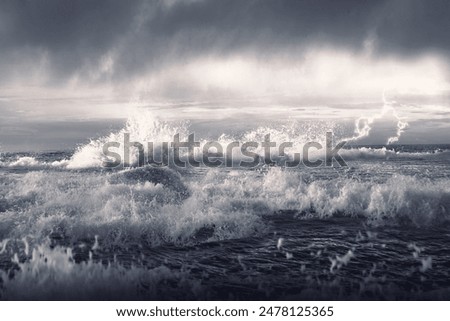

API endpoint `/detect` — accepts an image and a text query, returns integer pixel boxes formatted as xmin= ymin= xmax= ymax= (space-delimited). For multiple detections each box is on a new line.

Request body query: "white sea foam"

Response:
xmin=0 ymin=112 xmax=449 ymax=248
xmin=0 ymin=165 xmax=449 ymax=252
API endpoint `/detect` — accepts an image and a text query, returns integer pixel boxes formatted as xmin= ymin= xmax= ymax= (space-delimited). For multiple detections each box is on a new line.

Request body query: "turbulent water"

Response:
xmin=0 ymin=117 xmax=449 ymax=300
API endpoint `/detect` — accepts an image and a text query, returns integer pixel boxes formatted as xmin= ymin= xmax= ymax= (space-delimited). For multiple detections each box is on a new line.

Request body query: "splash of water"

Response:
xmin=66 ymin=109 xmax=189 ymax=168
xmin=346 ymin=91 xmax=409 ymax=145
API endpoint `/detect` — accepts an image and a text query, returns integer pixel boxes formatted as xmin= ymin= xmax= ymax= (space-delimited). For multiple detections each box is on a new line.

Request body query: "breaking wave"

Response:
xmin=1 ymin=112 xmax=448 ymax=247
xmin=1 ymin=165 xmax=449 ymax=250
xmin=1 ymin=110 xmax=449 ymax=300
xmin=1 ymin=111 xmax=448 ymax=169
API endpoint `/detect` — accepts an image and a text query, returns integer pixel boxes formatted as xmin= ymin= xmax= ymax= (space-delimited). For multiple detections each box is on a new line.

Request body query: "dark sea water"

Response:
xmin=0 ymin=141 xmax=449 ymax=300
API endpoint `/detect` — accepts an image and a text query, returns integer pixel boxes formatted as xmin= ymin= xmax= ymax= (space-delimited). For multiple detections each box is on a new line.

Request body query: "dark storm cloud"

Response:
xmin=0 ymin=0 xmax=449 ymax=84
xmin=0 ymin=0 xmax=140 ymax=83
xmin=373 ymin=0 xmax=450 ymax=55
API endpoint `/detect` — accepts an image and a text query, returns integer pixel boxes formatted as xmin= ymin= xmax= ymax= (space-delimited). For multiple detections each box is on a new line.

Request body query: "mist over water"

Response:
xmin=0 ymin=111 xmax=449 ymax=300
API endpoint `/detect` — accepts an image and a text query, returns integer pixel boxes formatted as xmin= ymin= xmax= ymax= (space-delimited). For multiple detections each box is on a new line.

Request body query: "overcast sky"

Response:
xmin=0 ymin=0 xmax=449 ymax=151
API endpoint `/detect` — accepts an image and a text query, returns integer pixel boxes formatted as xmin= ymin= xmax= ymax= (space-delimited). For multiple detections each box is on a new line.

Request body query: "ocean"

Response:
xmin=0 ymin=117 xmax=449 ymax=300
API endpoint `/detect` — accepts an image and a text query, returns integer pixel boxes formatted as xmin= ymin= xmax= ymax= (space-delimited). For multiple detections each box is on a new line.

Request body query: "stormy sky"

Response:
xmin=0 ymin=0 xmax=449 ymax=151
